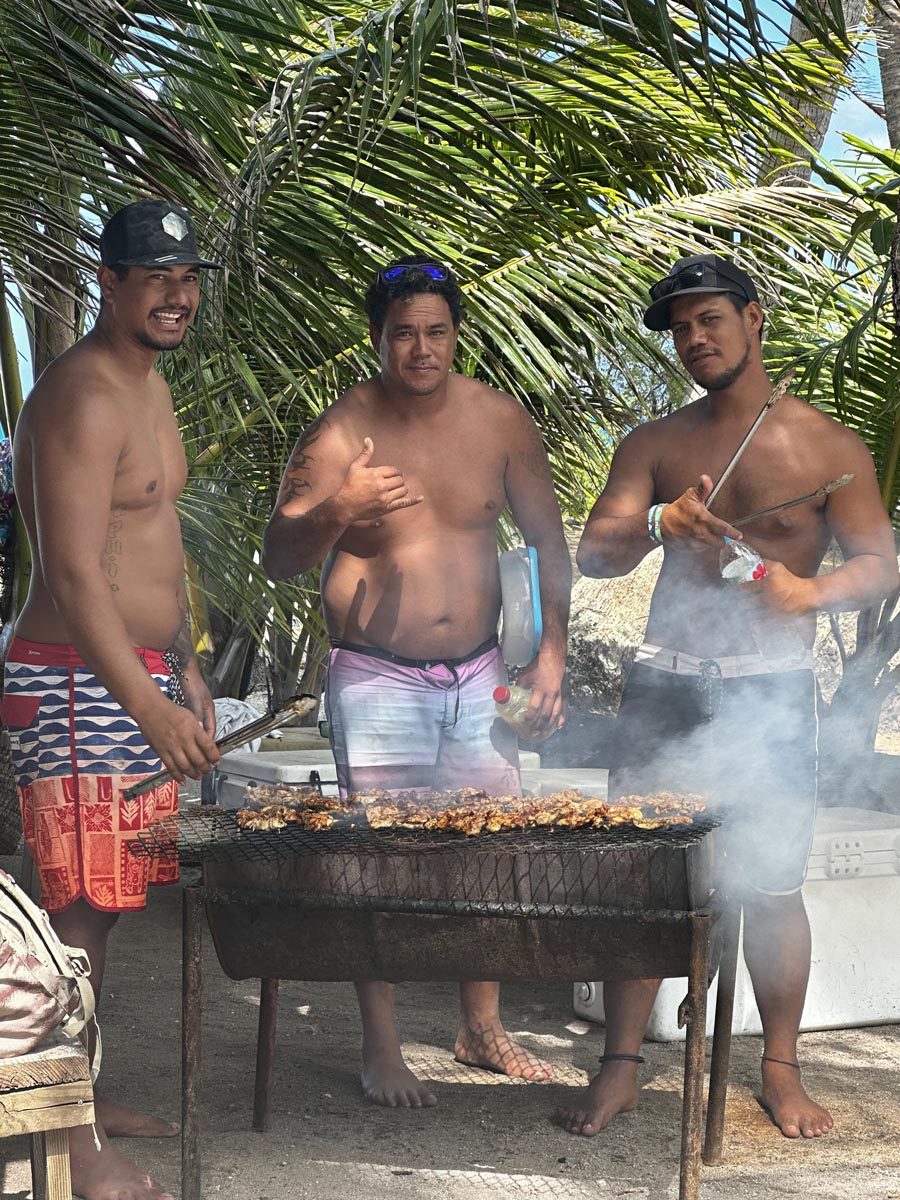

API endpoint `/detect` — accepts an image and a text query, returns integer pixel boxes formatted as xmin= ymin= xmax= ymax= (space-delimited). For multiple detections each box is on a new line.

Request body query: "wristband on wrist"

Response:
xmin=646 ymin=504 xmax=657 ymax=544
xmin=647 ymin=503 xmax=666 ymax=545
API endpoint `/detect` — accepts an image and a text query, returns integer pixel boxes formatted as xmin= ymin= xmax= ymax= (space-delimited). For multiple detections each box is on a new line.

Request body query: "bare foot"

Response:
xmin=454 ymin=1021 xmax=553 ymax=1082
xmin=70 ymin=1123 xmax=173 ymax=1200
xmin=760 ymin=1059 xmax=833 ymax=1139
xmin=361 ymin=1045 xmax=437 ymax=1108
xmin=557 ymin=1061 xmax=639 ymax=1136
xmin=95 ymin=1093 xmax=179 ymax=1138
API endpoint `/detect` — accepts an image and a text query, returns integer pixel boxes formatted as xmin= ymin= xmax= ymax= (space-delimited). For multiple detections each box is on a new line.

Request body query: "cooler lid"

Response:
xmin=805 ymin=806 xmax=900 ymax=882
xmin=521 ymin=768 xmax=609 ymax=798
xmin=217 ymin=749 xmax=336 ymax=785
xmin=220 ymin=749 xmax=542 ymax=787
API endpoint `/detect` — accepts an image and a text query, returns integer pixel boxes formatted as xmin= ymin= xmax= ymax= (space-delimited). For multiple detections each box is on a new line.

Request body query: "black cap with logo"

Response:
xmin=642 ymin=254 xmax=759 ymax=331
xmin=100 ymin=200 xmax=221 ymax=270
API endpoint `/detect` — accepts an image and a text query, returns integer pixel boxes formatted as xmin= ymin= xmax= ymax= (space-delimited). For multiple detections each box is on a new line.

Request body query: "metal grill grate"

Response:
xmin=135 ymin=807 xmax=719 ymax=864
xmin=135 ymin=807 xmax=721 ymax=914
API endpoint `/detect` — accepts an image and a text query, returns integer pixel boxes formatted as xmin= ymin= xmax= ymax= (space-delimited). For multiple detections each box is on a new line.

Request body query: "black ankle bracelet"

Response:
xmin=598 ymin=1053 xmax=646 ymax=1065
xmin=761 ymin=1055 xmax=800 ymax=1070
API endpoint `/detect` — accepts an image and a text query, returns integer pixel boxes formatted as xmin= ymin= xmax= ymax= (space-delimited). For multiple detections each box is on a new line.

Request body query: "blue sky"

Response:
xmin=5 ymin=16 xmax=890 ymax=402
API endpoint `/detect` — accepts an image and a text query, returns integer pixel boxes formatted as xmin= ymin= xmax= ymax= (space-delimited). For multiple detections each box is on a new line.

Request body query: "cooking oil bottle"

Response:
xmin=493 ymin=684 xmax=551 ymax=740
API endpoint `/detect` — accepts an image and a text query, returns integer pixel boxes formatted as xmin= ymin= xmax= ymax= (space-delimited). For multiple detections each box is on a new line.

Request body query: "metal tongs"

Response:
xmin=706 ymin=369 xmax=796 ymax=509
xmin=733 ymin=473 xmax=854 ymax=529
xmin=123 ymin=693 xmax=318 ymax=800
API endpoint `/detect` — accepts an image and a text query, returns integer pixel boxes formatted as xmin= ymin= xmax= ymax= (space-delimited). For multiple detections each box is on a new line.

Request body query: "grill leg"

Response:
xmin=703 ymin=903 xmax=741 ymax=1166
xmin=253 ymin=978 xmax=280 ymax=1132
xmin=182 ymin=886 xmax=203 ymax=1200
xmin=679 ymin=914 xmax=711 ymax=1200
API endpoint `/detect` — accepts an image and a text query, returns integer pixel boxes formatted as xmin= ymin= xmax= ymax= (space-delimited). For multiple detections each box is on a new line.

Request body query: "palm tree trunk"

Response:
xmin=757 ymin=0 xmax=867 ymax=183
xmin=876 ymin=1 xmax=900 ymax=150
xmin=0 ymin=286 xmax=32 ymax=614
xmin=0 ymin=287 xmax=24 ymax=437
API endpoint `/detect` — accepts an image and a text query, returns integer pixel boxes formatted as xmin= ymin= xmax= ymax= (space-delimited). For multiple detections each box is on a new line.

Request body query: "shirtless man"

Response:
xmin=263 ymin=255 xmax=571 ymax=1107
xmin=563 ymin=254 xmax=897 ymax=1141
xmin=3 ymin=200 xmax=221 ymax=1200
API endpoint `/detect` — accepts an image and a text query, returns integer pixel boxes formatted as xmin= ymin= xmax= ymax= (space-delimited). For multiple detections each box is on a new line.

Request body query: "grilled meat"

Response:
xmin=235 ymin=783 xmax=707 ymax=836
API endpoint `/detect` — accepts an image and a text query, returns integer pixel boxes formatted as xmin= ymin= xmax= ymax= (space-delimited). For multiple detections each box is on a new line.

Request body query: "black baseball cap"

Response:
xmin=642 ymin=254 xmax=759 ymax=331
xmin=100 ymin=200 xmax=221 ymax=270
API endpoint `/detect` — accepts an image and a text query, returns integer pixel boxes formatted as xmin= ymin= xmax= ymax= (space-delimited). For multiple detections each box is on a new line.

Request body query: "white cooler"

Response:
xmin=520 ymin=768 xmax=608 ymax=797
xmin=214 ymin=749 xmax=544 ymax=807
xmin=573 ymin=806 xmax=900 ymax=1040
xmin=214 ymin=750 xmax=341 ymax=805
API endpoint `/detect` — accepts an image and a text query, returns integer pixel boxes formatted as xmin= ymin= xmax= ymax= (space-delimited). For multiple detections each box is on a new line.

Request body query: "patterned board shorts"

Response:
xmin=2 ymin=636 xmax=179 ymax=913
xmin=325 ymin=637 xmax=521 ymax=799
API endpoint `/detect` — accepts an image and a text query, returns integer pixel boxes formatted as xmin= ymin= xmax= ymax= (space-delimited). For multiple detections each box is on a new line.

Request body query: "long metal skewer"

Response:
xmin=706 ymin=369 xmax=796 ymax=509
xmin=733 ymin=473 xmax=854 ymax=529
xmin=123 ymin=694 xmax=318 ymax=800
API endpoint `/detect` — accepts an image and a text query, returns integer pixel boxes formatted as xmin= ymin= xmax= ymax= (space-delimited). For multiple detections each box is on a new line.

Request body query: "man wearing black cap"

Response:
xmin=564 ymin=254 xmax=897 ymax=1141
xmin=6 ymin=199 xmax=221 ymax=1200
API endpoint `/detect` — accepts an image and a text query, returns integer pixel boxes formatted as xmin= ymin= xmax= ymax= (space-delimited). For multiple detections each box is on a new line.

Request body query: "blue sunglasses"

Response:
xmin=380 ymin=262 xmax=449 ymax=283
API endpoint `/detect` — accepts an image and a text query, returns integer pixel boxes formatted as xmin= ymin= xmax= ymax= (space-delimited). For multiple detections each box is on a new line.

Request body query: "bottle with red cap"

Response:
xmin=493 ymin=684 xmax=550 ymax=739
xmin=719 ymin=537 xmax=806 ymax=663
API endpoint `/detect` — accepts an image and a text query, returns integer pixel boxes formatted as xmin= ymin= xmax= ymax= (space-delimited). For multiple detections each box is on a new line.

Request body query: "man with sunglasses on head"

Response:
xmin=565 ymin=254 xmax=897 ymax=1142
xmin=264 ymin=254 xmax=571 ymax=1107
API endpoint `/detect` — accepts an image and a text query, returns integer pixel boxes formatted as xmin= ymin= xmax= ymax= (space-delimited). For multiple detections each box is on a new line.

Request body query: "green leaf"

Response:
xmin=870 ymin=217 xmax=896 ymax=260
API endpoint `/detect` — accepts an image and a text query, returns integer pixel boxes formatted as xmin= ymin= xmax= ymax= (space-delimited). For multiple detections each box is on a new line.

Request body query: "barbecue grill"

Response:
xmin=138 ymin=803 xmax=741 ymax=1200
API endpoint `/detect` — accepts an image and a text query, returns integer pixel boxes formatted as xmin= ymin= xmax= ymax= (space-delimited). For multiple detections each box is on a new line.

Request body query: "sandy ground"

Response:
xmin=1 ymin=860 xmax=899 ymax=1200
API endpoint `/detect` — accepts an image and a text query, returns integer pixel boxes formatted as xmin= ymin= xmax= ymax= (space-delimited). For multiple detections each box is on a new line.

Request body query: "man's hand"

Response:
xmin=136 ymin=694 xmax=220 ymax=784
xmin=337 ymin=438 xmax=424 ymax=526
xmin=181 ymin=659 xmax=217 ymax=740
xmin=740 ymin=559 xmax=818 ymax=617
xmin=516 ymin=654 xmax=567 ymax=736
xmin=659 ymin=474 xmax=743 ymax=552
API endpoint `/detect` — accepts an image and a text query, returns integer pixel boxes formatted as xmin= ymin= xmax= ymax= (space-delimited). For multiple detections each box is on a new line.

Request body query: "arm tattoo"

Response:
xmin=104 ymin=505 xmax=125 ymax=593
xmin=516 ymin=422 xmax=551 ymax=482
xmin=279 ymin=415 xmax=329 ymax=504
xmin=519 ymin=446 xmax=546 ymax=478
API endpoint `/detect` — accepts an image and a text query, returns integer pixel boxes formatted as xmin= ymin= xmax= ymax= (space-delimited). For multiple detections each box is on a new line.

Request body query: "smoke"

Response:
xmin=561 ymin=559 xmax=821 ymax=901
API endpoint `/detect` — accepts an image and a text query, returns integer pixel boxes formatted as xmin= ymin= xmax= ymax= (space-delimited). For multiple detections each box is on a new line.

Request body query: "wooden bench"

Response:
xmin=0 ymin=1039 xmax=95 ymax=1200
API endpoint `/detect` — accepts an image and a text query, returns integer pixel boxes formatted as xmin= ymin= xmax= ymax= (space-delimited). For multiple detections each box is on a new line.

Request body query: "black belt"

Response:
xmin=329 ymin=633 xmax=499 ymax=672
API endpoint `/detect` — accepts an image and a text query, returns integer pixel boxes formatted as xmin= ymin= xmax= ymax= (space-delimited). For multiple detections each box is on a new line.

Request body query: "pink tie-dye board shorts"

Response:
xmin=325 ymin=638 xmax=520 ymax=800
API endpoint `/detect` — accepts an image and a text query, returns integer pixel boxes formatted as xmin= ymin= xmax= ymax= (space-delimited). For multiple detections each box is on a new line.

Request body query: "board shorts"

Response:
xmin=609 ymin=643 xmax=819 ymax=897
xmin=325 ymin=635 xmax=521 ymax=799
xmin=2 ymin=636 xmax=180 ymax=913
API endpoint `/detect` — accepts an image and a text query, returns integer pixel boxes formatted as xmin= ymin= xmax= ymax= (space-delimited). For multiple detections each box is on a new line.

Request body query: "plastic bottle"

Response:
xmin=718 ymin=537 xmax=806 ymax=663
xmin=499 ymin=547 xmax=542 ymax=668
xmin=719 ymin=537 xmax=767 ymax=586
xmin=492 ymin=684 xmax=551 ymax=740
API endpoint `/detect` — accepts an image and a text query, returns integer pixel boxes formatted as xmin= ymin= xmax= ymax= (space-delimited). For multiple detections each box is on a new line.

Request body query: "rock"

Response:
xmin=566 ymin=549 xmax=662 ymax=715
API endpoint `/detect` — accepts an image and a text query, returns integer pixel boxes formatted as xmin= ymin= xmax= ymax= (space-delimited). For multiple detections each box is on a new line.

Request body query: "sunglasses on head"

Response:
xmin=380 ymin=262 xmax=449 ymax=283
xmin=649 ymin=262 xmax=748 ymax=303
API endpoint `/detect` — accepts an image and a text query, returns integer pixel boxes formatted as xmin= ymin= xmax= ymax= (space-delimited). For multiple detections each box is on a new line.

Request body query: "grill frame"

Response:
xmin=171 ymin=799 xmax=734 ymax=1200
xmin=179 ymin=882 xmax=734 ymax=1200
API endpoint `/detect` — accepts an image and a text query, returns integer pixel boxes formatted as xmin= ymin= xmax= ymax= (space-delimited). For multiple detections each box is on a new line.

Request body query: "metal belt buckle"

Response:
xmin=697 ymin=658 xmax=723 ymax=721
